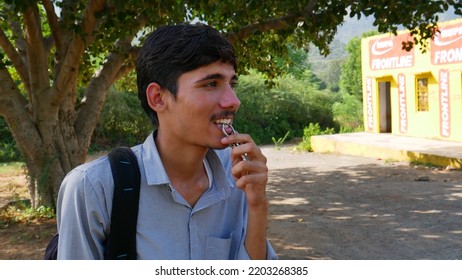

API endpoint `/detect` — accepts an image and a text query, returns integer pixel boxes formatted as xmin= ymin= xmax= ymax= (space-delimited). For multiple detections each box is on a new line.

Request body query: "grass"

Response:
xmin=410 ymin=160 xmax=440 ymax=169
xmin=0 ymin=202 xmax=55 ymax=228
xmin=0 ymin=162 xmax=24 ymax=175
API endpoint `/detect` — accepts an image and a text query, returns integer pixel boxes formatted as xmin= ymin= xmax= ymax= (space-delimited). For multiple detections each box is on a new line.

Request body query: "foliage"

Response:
xmin=339 ymin=31 xmax=378 ymax=99
xmin=332 ymin=93 xmax=364 ymax=130
xmin=297 ymin=123 xmax=335 ymax=152
xmin=333 ymin=30 xmax=380 ymax=132
xmin=0 ymin=117 xmax=21 ymax=162
xmin=0 ymin=202 xmax=55 ymax=226
xmin=319 ymin=58 xmax=344 ymax=92
xmin=232 ymin=70 xmax=269 ymax=144
xmin=272 ymin=131 xmax=291 ymax=150
xmin=234 ymin=69 xmax=336 ymax=144
xmin=339 ymin=36 xmax=363 ymax=98
xmin=275 ymin=45 xmax=311 ymax=79
xmin=93 ymin=88 xmax=152 ymax=148
xmin=113 ymin=70 xmax=137 ymax=95
xmin=339 ymin=125 xmax=365 ymax=133
xmin=0 ymin=142 xmax=21 ymax=162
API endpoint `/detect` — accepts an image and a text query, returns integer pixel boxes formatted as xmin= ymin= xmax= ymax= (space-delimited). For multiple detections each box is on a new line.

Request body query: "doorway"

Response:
xmin=378 ymin=81 xmax=392 ymax=133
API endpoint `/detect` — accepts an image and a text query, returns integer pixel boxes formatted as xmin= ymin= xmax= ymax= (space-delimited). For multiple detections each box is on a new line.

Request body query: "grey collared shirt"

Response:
xmin=56 ymin=132 xmax=277 ymax=260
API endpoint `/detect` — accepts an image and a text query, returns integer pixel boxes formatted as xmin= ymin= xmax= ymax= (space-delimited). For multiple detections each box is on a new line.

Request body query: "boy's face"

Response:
xmin=160 ymin=60 xmax=241 ymax=149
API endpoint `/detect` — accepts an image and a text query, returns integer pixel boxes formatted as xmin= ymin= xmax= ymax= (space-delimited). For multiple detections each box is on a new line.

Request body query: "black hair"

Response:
xmin=136 ymin=23 xmax=237 ymax=127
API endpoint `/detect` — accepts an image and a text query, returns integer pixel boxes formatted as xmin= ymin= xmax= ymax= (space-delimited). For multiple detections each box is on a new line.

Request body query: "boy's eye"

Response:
xmin=204 ymin=81 xmax=217 ymax=87
xmin=230 ymin=81 xmax=238 ymax=89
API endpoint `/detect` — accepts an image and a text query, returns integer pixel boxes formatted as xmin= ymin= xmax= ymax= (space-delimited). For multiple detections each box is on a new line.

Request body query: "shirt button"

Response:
xmin=166 ymin=185 xmax=172 ymax=192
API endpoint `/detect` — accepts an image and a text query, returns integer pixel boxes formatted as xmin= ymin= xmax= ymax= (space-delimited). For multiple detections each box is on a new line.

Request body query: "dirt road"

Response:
xmin=1 ymin=146 xmax=462 ymax=259
xmin=264 ymin=146 xmax=462 ymax=260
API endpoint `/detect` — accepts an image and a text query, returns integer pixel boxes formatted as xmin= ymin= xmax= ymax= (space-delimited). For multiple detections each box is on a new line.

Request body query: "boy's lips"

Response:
xmin=213 ymin=119 xmax=234 ymax=135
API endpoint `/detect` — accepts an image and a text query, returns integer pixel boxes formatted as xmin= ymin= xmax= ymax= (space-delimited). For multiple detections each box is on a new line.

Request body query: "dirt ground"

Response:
xmin=264 ymin=146 xmax=462 ymax=260
xmin=1 ymin=146 xmax=461 ymax=260
xmin=0 ymin=164 xmax=56 ymax=260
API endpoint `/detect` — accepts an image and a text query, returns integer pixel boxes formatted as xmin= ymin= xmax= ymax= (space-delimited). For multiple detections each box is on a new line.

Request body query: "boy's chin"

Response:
xmin=208 ymin=143 xmax=229 ymax=150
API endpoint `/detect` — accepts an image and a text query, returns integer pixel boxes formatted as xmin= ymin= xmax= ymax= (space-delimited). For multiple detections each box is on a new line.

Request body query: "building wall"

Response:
xmin=361 ymin=18 xmax=462 ymax=142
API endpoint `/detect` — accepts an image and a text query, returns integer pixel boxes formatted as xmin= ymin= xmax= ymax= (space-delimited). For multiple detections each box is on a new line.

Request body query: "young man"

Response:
xmin=56 ymin=23 xmax=277 ymax=260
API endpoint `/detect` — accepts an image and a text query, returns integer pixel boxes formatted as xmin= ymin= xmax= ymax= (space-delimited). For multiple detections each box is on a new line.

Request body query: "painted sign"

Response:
xmin=369 ymin=33 xmax=415 ymax=70
xmin=431 ymin=21 xmax=462 ymax=65
xmin=398 ymin=73 xmax=407 ymax=133
xmin=439 ymin=69 xmax=450 ymax=137
xmin=365 ymin=77 xmax=374 ymax=131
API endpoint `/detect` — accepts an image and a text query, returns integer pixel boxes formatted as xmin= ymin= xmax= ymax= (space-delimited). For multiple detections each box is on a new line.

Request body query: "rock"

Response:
xmin=414 ymin=176 xmax=430 ymax=181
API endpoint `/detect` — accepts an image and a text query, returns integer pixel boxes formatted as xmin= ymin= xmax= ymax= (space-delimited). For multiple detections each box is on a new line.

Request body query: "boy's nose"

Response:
xmin=220 ymin=86 xmax=241 ymax=110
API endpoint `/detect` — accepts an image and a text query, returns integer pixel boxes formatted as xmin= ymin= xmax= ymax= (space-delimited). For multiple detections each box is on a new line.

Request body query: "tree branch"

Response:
xmin=0 ymin=28 xmax=30 ymax=93
xmin=80 ymin=0 xmax=107 ymax=46
xmin=74 ymin=52 xmax=124 ymax=149
xmin=42 ymin=0 xmax=62 ymax=51
xmin=110 ymin=46 xmax=139 ymax=84
xmin=52 ymin=0 xmax=107 ymax=106
xmin=74 ymin=36 xmax=135 ymax=149
xmin=0 ymin=67 xmax=42 ymax=161
xmin=23 ymin=5 xmax=50 ymax=95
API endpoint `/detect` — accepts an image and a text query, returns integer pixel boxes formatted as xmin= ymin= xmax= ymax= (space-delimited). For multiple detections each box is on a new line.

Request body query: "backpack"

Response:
xmin=44 ymin=147 xmax=141 ymax=260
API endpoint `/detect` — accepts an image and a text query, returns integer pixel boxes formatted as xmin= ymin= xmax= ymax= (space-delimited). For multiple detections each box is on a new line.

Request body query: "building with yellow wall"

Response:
xmin=361 ymin=18 xmax=462 ymax=142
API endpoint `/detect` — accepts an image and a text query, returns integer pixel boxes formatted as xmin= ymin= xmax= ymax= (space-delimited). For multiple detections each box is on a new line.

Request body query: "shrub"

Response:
xmin=332 ymin=93 xmax=364 ymax=130
xmin=0 ymin=202 xmax=55 ymax=225
xmin=234 ymin=70 xmax=336 ymax=145
xmin=233 ymin=70 xmax=272 ymax=144
xmin=297 ymin=123 xmax=335 ymax=151
xmin=92 ymin=89 xmax=152 ymax=149
xmin=0 ymin=117 xmax=22 ymax=162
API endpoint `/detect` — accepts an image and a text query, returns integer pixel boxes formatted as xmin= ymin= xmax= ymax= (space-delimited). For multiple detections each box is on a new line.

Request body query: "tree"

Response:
xmin=339 ymin=31 xmax=375 ymax=99
xmin=0 ymin=0 xmax=461 ymax=208
xmin=335 ymin=31 xmax=378 ymax=130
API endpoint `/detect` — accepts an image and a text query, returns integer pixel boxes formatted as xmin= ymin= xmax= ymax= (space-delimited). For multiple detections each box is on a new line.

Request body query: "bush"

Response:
xmin=233 ymin=70 xmax=272 ymax=144
xmin=297 ymin=123 xmax=335 ymax=151
xmin=92 ymin=89 xmax=152 ymax=149
xmin=339 ymin=125 xmax=364 ymax=133
xmin=0 ymin=202 xmax=55 ymax=225
xmin=234 ymin=70 xmax=337 ymax=145
xmin=332 ymin=93 xmax=364 ymax=130
xmin=0 ymin=142 xmax=22 ymax=162
xmin=0 ymin=117 xmax=22 ymax=162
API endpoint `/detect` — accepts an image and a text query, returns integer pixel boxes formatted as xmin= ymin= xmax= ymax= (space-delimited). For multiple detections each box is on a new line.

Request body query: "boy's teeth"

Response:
xmin=215 ymin=119 xmax=231 ymax=124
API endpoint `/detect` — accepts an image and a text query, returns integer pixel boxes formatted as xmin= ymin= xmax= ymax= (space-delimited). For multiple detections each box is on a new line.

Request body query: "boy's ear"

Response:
xmin=146 ymin=82 xmax=167 ymax=111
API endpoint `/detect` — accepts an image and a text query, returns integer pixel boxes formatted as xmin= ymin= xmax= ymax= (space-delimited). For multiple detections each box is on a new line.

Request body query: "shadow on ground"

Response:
xmin=266 ymin=163 xmax=462 ymax=260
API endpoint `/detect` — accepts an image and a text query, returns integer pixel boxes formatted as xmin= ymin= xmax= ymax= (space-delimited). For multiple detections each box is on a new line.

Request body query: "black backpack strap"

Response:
xmin=105 ymin=147 xmax=141 ymax=260
xmin=44 ymin=233 xmax=59 ymax=260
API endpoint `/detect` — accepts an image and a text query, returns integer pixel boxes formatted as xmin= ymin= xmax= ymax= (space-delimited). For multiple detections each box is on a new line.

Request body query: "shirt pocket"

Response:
xmin=205 ymin=234 xmax=234 ymax=260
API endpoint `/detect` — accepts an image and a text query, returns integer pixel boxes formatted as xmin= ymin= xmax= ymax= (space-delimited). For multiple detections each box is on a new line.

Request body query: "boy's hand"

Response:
xmin=221 ymin=134 xmax=268 ymax=207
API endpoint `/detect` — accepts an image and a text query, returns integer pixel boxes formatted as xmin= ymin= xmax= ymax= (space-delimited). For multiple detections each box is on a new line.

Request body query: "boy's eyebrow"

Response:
xmin=194 ymin=73 xmax=238 ymax=84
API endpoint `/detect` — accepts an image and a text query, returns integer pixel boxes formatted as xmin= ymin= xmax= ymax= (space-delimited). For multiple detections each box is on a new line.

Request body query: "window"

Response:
xmin=416 ymin=77 xmax=429 ymax=111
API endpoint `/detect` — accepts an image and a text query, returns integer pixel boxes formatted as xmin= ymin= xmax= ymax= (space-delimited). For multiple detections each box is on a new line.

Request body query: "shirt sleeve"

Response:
xmin=236 ymin=240 xmax=278 ymax=260
xmin=56 ymin=168 xmax=109 ymax=260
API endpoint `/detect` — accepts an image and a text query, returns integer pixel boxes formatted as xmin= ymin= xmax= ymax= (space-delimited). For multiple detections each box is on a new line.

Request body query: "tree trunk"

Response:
xmin=16 ymin=107 xmax=87 ymax=208
xmin=0 ymin=65 xmax=106 ymax=209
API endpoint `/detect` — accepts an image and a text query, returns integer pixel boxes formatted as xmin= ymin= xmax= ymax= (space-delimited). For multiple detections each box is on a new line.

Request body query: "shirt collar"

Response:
xmin=140 ymin=131 xmax=170 ymax=186
xmin=140 ymin=131 xmax=235 ymax=197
